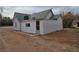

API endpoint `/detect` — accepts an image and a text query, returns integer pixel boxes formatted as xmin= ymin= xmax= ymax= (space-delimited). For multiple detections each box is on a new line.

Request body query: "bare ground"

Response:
xmin=0 ymin=27 xmax=79 ymax=52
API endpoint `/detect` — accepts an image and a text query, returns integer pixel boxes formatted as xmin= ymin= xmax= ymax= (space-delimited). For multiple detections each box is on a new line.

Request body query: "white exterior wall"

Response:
xmin=57 ymin=17 xmax=63 ymax=30
xmin=21 ymin=20 xmax=36 ymax=33
xmin=40 ymin=17 xmax=63 ymax=34
xmin=13 ymin=16 xmax=63 ymax=34
xmin=40 ymin=21 xmax=44 ymax=34
xmin=13 ymin=18 xmax=20 ymax=30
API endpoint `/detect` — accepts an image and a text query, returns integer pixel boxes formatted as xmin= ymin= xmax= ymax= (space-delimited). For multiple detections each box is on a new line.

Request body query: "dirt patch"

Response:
xmin=0 ymin=27 xmax=79 ymax=51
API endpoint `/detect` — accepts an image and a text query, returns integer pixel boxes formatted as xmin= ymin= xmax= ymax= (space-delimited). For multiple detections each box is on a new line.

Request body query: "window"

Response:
xmin=26 ymin=23 xmax=30 ymax=27
xmin=24 ymin=16 xmax=29 ymax=20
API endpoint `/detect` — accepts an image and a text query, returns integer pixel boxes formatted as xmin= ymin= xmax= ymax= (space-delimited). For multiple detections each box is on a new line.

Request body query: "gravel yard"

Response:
xmin=0 ymin=27 xmax=79 ymax=52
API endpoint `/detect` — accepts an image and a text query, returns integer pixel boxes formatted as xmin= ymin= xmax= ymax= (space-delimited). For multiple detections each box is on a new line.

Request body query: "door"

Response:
xmin=36 ymin=21 xmax=40 ymax=33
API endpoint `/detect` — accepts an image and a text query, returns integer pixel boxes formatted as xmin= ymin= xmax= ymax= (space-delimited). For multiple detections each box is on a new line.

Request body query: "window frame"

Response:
xmin=26 ymin=23 xmax=30 ymax=27
xmin=24 ymin=15 xmax=29 ymax=20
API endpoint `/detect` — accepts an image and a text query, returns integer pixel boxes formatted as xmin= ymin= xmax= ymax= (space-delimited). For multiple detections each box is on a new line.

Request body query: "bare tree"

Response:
xmin=0 ymin=7 xmax=4 ymax=20
xmin=0 ymin=7 xmax=4 ymax=26
xmin=62 ymin=12 xmax=75 ymax=28
xmin=0 ymin=7 xmax=3 ymax=13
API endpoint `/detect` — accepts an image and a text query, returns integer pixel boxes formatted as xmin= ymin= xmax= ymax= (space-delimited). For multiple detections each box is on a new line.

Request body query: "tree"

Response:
xmin=0 ymin=17 xmax=13 ymax=26
xmin=62 ymin=12 xmax=75 ymax=28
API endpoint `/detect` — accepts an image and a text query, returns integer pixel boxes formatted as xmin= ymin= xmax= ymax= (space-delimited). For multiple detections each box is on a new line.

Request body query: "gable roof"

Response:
xmin=53 ymin=15 xmax=60 ymax=19
xmin=14 ymin=12 xmax=30 ymax=21
xmin=31 ymin=9 xmax=54 ymax=20
xmin=13 ymin=9 xmax=61 ymax=21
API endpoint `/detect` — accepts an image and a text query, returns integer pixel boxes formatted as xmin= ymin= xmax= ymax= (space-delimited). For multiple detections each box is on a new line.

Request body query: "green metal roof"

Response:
xmin=14 ymin=9 xmax=60 ymax=21
xmin=14 ymin=12 xmax=30 ymax=21
xmin=31 ymin=9 xmax=54 ymax=20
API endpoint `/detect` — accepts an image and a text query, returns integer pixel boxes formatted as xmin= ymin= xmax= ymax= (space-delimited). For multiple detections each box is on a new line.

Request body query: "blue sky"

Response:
xmin=0 ymin=6 xmax=79 ymax=18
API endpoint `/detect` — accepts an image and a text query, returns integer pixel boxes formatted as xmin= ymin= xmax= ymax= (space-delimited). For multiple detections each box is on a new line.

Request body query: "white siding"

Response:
xmin=13 ymin=17 xmax=63 ymax=34
xmin=40 ymin=18 xmax=63 ymax=34
xmin=21 ymin=20 xmax=36 ymax=33
xmin=40 ymin=21 xmax=44 ymax=34
xmin=13 ymin=18 xmax=20 ymax=30
xmin=57 ymin=17 xmax=63 ymax=30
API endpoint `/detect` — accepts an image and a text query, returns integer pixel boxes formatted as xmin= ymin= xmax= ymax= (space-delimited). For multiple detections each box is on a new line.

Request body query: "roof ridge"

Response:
xmin=32 ymin=8 xmax=52 ymax=14
xmin=14 ymin=12 xmax=30 ymax=15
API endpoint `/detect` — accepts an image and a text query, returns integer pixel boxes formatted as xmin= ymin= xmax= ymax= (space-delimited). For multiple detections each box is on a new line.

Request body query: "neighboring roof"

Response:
xmin=14 ymin=12 xmax=30 ymax=21
xmin=31 ymin=9 xmax=54 ymax=20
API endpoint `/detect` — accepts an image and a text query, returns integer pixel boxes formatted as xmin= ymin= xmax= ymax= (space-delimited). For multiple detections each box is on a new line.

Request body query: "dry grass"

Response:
xmin=74 ymin=28 xmax=79 ymax=33
xmin=0 ymin=27 xmax=79 ymax=52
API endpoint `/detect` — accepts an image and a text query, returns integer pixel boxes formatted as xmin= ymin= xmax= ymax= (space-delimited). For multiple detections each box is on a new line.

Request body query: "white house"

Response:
xmin=13 ymin=9 xmax=63 ymax=34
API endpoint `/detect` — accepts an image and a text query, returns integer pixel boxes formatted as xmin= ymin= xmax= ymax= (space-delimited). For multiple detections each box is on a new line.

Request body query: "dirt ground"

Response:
xmin=0 ymin=27 xmax=79 ymax=52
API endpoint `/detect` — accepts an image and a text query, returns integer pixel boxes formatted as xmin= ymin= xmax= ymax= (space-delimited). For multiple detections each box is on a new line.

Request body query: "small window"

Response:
xmin=28 ymin=23 xmax=30 ymax=27
xmin=24 ymin=16 xmax=29 ymax=20
xmin=26 ymin=23 xmax=30 ymax=27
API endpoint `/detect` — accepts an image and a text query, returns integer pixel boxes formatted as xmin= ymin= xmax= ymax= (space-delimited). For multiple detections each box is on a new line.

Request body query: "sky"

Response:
xmin=0 ymin=6 xmax=79 ymax=18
